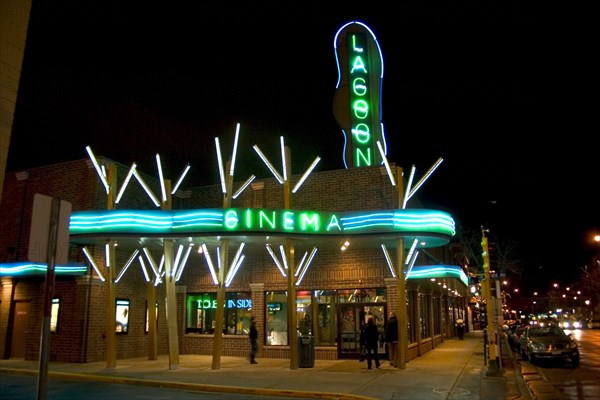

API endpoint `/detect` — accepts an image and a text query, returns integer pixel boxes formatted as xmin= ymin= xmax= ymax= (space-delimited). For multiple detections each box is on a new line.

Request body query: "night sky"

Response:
xmin=7 ymin=1 xmax=597 ymax=292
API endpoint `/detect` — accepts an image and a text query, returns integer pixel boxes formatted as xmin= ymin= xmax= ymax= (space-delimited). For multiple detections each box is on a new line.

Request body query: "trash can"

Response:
xmin=298 ymin=335 xmax=314 ymax=368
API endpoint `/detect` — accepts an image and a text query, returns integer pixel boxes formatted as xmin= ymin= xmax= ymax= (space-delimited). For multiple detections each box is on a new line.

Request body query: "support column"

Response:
xmin=163 ymin=179 xmax=180 ymax=370
xmin=105 ymin=163 xmax=117 ymax=368
xmin=395 ymin=166 xmax=407 ymax=369
xmin=147 ymin=283 xmax=158 ymax=360
xmin=164 ymin=239 xmax=180 ymax=369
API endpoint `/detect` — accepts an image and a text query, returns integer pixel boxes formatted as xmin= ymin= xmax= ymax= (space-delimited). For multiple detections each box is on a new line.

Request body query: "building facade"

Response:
xmin=0 ymin=157 xmax=469 ymax=364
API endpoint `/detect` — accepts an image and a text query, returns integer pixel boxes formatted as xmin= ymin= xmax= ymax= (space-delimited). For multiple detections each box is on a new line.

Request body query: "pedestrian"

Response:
xmin=385 ymin=311 xmax=398 ymax=367
xmin=360 ymin=317 xmax=380 ymax=369
xmin=456 ymin=318 xmax=465 ymax=340
xmin=249 ymin=317 xmax=258 ymax=364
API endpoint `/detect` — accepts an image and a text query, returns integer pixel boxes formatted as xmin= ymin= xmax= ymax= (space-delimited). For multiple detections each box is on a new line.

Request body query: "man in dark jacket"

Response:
xmin=361 ymin=317 xmax=380 ymax=369
xmin=385 ymin=312 xmax=398 ymax=367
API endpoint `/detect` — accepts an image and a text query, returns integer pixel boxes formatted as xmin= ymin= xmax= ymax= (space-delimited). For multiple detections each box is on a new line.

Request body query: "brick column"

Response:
xmin=250 ymin=283 xmax=265 ymax=356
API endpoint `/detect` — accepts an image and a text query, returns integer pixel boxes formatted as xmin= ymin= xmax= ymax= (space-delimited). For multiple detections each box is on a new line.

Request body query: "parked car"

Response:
xmin=509 ymin=324 xmax=528 ymax=351
xmin=519 ymin=325 xmax=579 ymax=366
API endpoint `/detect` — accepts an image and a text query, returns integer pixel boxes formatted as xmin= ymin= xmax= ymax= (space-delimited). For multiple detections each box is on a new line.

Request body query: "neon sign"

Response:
xmin=196 ymin=299 xmax=251 ymax=309
xmin=70 ymin=208 xmax=456 ymax=248
xmin=334 ymin=21 xmax=385 ymax=169
xmin=349 ymin=32 xmax=373 ymax=166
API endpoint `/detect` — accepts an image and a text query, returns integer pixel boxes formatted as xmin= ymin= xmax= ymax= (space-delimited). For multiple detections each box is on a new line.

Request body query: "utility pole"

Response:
xmin=481 ymin=228 xmax=500 ymax=375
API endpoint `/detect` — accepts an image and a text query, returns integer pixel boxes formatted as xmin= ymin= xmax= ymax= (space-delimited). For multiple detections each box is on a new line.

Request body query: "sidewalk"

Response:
xmin=0 ymin=331 xmax=531 ymax=400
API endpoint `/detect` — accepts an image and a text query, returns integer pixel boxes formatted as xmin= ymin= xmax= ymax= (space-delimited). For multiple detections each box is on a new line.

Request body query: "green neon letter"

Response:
xmin=353 ymin=100 xmax=369 ymax=119
xmin=327 ymin=215 xmax=342 ymax=231
xmin=352 ymin=123 xmax=371 ymax=144
xmin=351 ymin=34 xmax=363 ymax=53
xmin=245 ymin=209 xmax=252 ymax=228
xmin=259 ymin=210 xmax=276 ymax=229
xmin=225 ymin=210 xmax=238 ymax=229
xmin=356 ymin=148 xmax=372 ymax=167
xmin=350 ymin=56 xmax=367 ymax=74
xmin=352 ymin=77 xmax=367 ymax=96
xmin=300 ymin=213 xmax=320 ymax=232
xmin=283 ymin=211 xmax=294 ymax=230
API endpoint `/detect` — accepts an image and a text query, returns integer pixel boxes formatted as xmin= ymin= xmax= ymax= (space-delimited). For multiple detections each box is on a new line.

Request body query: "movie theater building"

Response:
xmin=0 ymin=21 xmax=469 ymax=365
xmin=0 ymin=156 xmax=469 ymax=364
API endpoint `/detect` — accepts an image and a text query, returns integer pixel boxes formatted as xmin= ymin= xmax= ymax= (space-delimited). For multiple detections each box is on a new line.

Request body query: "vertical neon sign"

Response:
xmin=333 ymin=21 xmax=385 ymax=169
xmin=348 ymin=32 xmax=372 ymax=166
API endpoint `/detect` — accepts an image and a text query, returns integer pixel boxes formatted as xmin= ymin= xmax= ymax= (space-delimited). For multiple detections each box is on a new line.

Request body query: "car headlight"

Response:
xmin=573 ymin=321 xmax=581 ymax=329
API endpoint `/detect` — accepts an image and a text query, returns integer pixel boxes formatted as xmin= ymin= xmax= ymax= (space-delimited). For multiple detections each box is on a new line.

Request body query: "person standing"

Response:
xmin=456 ymin=318 xmax=465 ymax=340
xmin=361 ymin=317 xmax=380 ymax=369
xmin=249 ymin=317 xmax=258 ymax=364
xmin=385 ymin=312 xmax=398 ymax=367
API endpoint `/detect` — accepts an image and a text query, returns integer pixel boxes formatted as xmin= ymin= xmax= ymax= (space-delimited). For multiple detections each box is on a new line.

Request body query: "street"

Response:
xmin=516 ymin=328 xmax=600 ymax=400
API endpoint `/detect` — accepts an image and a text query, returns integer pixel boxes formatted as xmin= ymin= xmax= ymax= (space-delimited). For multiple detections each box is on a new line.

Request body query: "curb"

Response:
xmin=518 ymin=363 xmax=562 ymax=400
xmin=0 ymin=367 xmax=377 ymax=400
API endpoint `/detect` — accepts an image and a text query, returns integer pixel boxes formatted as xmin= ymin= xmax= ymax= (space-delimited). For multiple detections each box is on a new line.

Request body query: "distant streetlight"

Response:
xmin=594 ymin=234 xmax=600 ymax=243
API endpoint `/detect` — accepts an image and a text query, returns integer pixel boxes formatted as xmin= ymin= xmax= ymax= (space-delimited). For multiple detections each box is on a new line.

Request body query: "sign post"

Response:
xmin=29 ymin=194 xmax=72 ymax=400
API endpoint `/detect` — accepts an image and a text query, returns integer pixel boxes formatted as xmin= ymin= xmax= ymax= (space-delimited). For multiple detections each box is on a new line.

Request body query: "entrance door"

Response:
xmin=11 ymin=301 xmax=30 ymax=358
xmin=338 ymin=303 xmax=387 ymax=359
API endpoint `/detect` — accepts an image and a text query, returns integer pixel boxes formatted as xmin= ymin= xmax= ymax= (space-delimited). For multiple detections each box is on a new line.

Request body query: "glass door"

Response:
xmin=338 ymin=303 xmax=387 ymax=359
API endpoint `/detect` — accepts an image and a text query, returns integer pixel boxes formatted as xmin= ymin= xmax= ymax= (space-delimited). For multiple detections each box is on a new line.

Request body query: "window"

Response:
xmin=419 ymin=293 xmax=430 ymax=339
xmin=116 ymin=299 xmax=129 ymax=334
xmin=50 ymin=298 xmax=60 ymax=333
xmin=185 ymin=292 xmax=252 ymax=334
xmin=266 ymin=291 xmax=288 ymax=345
xmin=265 ymin=288 xmax=387 ymax=347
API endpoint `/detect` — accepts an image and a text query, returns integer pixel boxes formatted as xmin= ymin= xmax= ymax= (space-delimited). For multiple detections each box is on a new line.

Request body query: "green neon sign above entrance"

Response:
xmin=69 ymin=208 xmax=455 ymax=248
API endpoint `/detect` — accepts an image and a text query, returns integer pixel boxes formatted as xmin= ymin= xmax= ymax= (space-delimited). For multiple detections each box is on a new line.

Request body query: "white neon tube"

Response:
xmin=171 ymin=244 xmax=184 ymax=277
xmin=403 ymin=165 xmax=416 ymax=209
xmin=138 ymin=255 xmax=150 ymax=282
xmin=280 ymin=136 xmax=287 ymax=181
xmin=405 ymin=250 xmax=419 ymax=280
xmin=133 ymin=169 xmax=160 ymax=207
xmin=201 ymin=243 xmax=219 ymax=285
xmin=292 ymin=156 xmax=321 ymax=193
xmin=404 ymin=238 xmax=419 ymax=265
xmin=171 ymin=164 xmax=190 ymax=194
xmin=380 ymin=244 xmax=396 ymax=278
xmin=230 ymin=123 xmax=240 ymax=177
xmin=279 ymin=244 xmax=289 ymax=271
xmin=376 ymin=141 xmax=396 ymax=186
xmin=85 ymin=146 xmax=110 ymax=194
xmin=253 ymin=145 xmax=284 ymax=184
xmin=296 ymin=247 xmax=317 ymax=286
xmin=266 ymin=244 xmax=286 ymax=277
xmin=232 ymin=175 xmax=256 ymax=199
xmin=215 ymin=137 xmax=227 ymax=194
xmin=156 ymin=154 xmax=167 ymax=202
xmin=294 ymin=251 xmax=309 ymax=277
xmin=407 ymin=157 xmax=444 ymax=201
xmin=115 ymin=163 xmax=137 ymax=204
xmin=142 ymin=247 xmax=159 ymax=278
xmin=105 ymin=243 xmax=111 ymax=267
xmin=115 ymin=249 xmax=139 ymax=283
xmin=230 ymin=242 xmax=246 ymax=272
xmin=175 ymin=245 xmax=193 ymax=281
xmin=158 ymin=255 xmax=164 ymax=274
xmin=225 ymin=254 xmax=246 ymax=287
xmin=82 ymin=247 xmax=106 ymax=282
